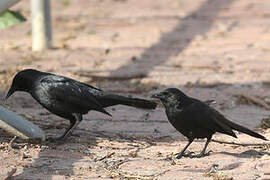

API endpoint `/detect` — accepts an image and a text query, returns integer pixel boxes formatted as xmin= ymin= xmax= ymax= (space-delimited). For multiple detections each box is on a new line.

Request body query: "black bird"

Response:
xmin=152 ymin=88 xmax=267 ymax=158
xmin=5 ymin=69 xmax=157 ymax=140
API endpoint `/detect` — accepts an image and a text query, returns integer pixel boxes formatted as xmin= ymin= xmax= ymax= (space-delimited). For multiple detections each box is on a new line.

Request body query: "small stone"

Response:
xmin=261 ymin=155 xmax=270 ymax=160
xmin=131 ymin=56 xmax=137 ymax=62
xmin=0 ymin=166 xmax=16 ymax=179
xmin=83 ymin=149 xmax=91 ymax=155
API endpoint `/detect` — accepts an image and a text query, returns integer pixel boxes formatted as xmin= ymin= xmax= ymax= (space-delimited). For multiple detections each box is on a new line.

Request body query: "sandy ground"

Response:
xmin=1 ymin=0 xmax=270 ymax=179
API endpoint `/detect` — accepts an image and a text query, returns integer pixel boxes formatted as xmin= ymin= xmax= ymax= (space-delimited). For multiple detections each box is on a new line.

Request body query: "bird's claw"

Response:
xmin=176 ymin=151 xmax=211 ymax=159
xmin=46 ymin=136 xmax=66 ymax=142
xmin=191 ymin=151 xmax=212 ymax=158
xmin=176 ymin=151 xmax=195 ymax=159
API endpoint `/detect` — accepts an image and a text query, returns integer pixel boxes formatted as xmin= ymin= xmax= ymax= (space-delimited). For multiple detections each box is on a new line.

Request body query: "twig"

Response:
xmin=236 ymin=93 xmax=270 ymax=110
xmin=8 ymin=136 xmax=17 ymax=148
xmin=129 ymin=143 xmax=152 ymax=158
xmin=212 ymin=139 xmax=270 ymax=147
xmin=111 ymin=172 xmax=155 ymax=180
xmin=104 ymin=167 xmax=169 ymax=180
xmin=97 ymin=152 xmax=115 ymax=161
xmin=8 ymin=136 xmax=25 ymax=157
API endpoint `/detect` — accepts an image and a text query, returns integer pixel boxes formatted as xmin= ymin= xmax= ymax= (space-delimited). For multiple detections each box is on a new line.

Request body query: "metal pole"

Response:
xmin=31 ymin=0 xmax=52 ymax=51
xmin=0 ymin=0 xmax=21 ymax=14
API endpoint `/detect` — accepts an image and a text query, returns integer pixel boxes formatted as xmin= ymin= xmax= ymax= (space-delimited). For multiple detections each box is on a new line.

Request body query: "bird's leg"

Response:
xmin=60 ymin=113 xmax=82 ymax=140
xmin=193 ymin=137 xmax=212 ymax=158
xmin=176 ymin=138 xmax=194 ymax=159
xmin=47 ymin=114 xmax=82 ymax=141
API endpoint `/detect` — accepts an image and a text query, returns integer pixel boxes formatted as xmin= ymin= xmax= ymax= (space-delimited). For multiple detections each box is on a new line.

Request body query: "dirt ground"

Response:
xmin=1 ymin=0 xmax=270 ymax=179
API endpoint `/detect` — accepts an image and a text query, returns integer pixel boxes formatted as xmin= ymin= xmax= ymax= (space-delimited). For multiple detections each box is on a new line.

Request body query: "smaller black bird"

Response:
xmin=152 ymin=88 xmax=268 ymax=158
xmin=5 ymin=69 xmax=157 ymax=140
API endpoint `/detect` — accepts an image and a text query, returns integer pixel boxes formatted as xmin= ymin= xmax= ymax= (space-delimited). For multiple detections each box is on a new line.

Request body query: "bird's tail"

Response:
xmin=100 ymin=94 xmax=157 ymax=109
xmin=225 ymin=120 xmax=268 ymax=141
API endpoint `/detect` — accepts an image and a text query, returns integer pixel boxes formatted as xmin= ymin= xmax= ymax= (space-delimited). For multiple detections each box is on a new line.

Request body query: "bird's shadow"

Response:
xmin=179 ymin=161 xmax=244 ymax=173
xmin=214 ymin=149 xmax=270 ymax=158
xmin=11 ymin=135 xmax=99 ymax=179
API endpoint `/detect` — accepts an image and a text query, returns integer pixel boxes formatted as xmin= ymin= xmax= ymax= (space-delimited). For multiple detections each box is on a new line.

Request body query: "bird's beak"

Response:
xmin=5 ymin=88 xmax=15 ymax=101
xmin=151 ymin=93 xmax=163 ymax=99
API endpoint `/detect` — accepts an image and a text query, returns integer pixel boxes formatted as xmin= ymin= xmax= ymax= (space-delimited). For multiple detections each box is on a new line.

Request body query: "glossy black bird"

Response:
xmin=152 ymin=88 xmax=267 ymax=158
xmin=5 ymin=69 xmax=157 ymax=140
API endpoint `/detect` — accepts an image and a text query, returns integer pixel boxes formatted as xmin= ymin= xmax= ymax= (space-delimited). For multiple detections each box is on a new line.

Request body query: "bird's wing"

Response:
xmin=182 ymin=101 xmax=236 ymax=138
xmin=204 ymin=106 xmax=237 ymax=137
xmin=40 ymin=75 xmax=111 ymax=116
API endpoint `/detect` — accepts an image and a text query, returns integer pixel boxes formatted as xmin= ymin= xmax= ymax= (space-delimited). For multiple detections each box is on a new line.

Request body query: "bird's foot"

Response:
xmin=191 ymin=151 xmax=212 ymax=158
xmin=177 ymin=151 xmax=212 ymax=159
xmin=46 ymin=136 xmax=66 ymax=142
xmin=176 ymin=151 xmax=195 ymax=159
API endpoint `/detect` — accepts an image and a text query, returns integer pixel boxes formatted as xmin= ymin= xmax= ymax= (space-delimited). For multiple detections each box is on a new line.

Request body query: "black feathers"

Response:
xmin=152 ymin=88 xmax=267 ymax=158
xmin=6 ymin=69 xmax=156 ymax=140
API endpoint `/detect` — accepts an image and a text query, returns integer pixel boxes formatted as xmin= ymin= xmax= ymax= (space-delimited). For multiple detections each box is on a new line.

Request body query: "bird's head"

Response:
xmin=5 ymin=69 xmax=39 ymax=100
xmin=151 ymin=88 xmax=189 ymax=108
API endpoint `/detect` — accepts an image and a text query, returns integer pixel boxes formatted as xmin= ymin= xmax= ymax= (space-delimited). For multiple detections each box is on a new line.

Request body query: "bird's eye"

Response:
xmin=163 ymin=92 xmax=169 ymax=96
